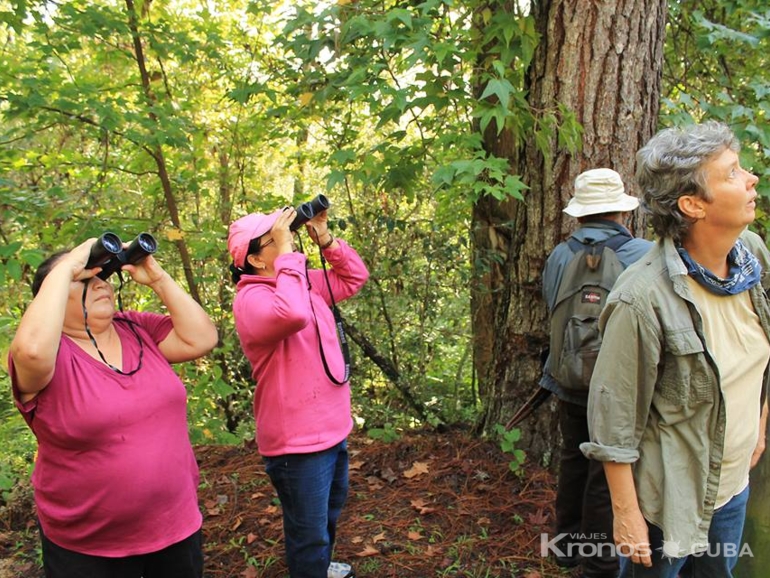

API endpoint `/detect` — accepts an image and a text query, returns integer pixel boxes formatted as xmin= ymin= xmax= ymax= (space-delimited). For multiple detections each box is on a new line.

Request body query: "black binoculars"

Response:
xmin=289 ymin=194 xmax=330 ymax=231
xmin=85 ymin=232 xmax=158 ymax=280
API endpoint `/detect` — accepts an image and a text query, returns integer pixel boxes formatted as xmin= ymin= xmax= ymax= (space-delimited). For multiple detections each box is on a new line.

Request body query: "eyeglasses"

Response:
xmin=260 ymin=231 xmax=297 ymax=250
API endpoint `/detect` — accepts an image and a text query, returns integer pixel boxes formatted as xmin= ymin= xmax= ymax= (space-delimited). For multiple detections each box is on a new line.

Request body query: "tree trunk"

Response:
xmin=472 ymin=0 xmax=668 ymax=461
xmin=125 ymin=0 xmax=202 ymax=304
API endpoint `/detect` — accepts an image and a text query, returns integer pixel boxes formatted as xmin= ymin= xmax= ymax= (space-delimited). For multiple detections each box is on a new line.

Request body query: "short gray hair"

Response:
xmin=636 ymin=121 xmax=739 ymax=240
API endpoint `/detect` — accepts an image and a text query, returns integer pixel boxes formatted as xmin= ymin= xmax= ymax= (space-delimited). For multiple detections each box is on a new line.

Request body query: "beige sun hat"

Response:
xmin=563 ymin=168 xmax=640 ymax=217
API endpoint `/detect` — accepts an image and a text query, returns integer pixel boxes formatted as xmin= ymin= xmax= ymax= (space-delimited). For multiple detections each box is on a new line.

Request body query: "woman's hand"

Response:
xmin=122 ymin=254 xmax=167 ymax=287
xmin=68 ymin=238 xmax=104 ymax=282
xmin=306 ymin=210 xmax=334 ymax=248
xmin=271 ymin=208 xmax=298 ymax=254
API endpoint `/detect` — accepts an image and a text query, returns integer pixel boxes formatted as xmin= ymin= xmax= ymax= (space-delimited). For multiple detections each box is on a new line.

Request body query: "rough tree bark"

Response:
xmin=472 ymin=0 xmax=668 ymax=461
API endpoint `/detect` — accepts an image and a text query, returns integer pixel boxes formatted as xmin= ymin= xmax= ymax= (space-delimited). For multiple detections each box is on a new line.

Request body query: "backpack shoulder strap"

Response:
xmin=566 ymin=222 xmax=633 ymax=255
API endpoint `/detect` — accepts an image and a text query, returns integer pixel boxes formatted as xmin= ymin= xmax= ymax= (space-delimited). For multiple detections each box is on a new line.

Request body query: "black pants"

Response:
xmin=40 ymin=526 xmax=203 ymax=578
xmin=556 ymin=399 xmax=618 ymax=578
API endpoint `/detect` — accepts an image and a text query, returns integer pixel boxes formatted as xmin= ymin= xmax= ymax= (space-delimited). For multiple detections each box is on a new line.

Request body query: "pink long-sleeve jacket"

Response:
xmin=233 ymin=240 xmax=369 ymax=456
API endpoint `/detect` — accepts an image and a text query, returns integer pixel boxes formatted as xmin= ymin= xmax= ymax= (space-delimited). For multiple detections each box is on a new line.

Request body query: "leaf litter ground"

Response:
xmin=0 ymin=428 xmax=575 ymax=578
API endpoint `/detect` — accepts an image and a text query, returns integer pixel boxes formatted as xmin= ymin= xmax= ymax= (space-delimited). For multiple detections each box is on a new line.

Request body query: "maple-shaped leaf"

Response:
xmin=349 ymin=460 xmax=364 ymax=471
xmin=356 ymin=545 xmax=380 ymax=557
xmin=351 ymin=535 xmax=365 ymax=544
xmin=410 ymin=498 xmax=437 ymax=515
xmin=527 ymin=508 xmax=549 ymax=526
xmin=403 ymin=461 xmax=430 ymax=479
xmin=407 ymin=530 xmax=424 ymax=541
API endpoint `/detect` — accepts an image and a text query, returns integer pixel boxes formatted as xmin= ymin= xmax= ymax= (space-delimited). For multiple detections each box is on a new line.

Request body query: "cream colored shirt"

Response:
xmin=686 ymin=277 xmax=770 ymax=507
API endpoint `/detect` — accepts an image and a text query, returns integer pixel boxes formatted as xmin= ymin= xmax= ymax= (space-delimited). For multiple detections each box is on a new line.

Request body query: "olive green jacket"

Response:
xmin=581 ymin=229 xmax=770 ymax=556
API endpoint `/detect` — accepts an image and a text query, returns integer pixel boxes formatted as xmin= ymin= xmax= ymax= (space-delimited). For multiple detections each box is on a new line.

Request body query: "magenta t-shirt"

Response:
xmin=10 ymin=311 xmax=202 ymax=557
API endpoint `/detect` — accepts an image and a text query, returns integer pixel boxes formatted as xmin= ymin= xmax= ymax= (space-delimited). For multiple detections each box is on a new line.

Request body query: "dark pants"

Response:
xmin=556 ymin=399 xmax=618 ymax=578
xmin=40 ymin=526 xmax=203 ymax=578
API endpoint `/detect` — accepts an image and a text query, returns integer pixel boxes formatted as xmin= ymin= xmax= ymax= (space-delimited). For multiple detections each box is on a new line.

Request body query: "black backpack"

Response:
xmin=547 ymin=224 xmax=632 ymax=393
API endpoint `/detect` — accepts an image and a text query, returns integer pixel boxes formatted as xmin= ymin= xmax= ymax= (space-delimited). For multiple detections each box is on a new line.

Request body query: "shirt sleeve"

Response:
xmin=308 ymin=239 xmax=369 ymax=305
xmin=581 ymin=293 xmax=662 ymax=463
xmin=117 ymin=311 xmax=173 ymax=344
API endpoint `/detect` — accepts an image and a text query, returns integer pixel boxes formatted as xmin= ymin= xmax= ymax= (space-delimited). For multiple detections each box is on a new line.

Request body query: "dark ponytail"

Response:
xmin=230 ymin=237 xmax=263 ymax=283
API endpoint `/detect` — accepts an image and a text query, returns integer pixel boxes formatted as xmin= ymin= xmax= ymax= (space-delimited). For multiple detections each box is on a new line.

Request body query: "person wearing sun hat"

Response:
xmin=563 ymin=168 xmax=643 ymax=217
xmin=228 ymin=203 xmax=368 ymax=578
xmin=540 ymin=167 xmax=653 ymax=578
xmin=582 ymin=121 xmax=770 ymax=576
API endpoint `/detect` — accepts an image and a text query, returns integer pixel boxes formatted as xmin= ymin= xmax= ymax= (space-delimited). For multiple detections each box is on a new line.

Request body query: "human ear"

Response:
xmin=678 ymin=195 xmax=706 ymax=220
xmin=246 ymin=254 xmax=266 ymax=270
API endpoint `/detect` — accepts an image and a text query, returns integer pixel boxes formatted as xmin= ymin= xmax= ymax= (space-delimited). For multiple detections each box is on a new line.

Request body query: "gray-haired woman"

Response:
xmin=582 ymin=121 xmax=770 ymax=578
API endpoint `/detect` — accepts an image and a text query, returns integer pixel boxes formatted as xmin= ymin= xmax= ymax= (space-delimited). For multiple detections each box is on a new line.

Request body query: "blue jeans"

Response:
xmin=619 ymin=485 xmax=749 ymax=578
xmin=264 ymin=440 xmax=349 ymax=578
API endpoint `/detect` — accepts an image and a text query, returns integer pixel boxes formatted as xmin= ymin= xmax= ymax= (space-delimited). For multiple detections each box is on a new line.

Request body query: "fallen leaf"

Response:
xmin=410 ymin=498 xmax=437 ymax=515
xmin=366 ymin=476 xmax=384 ymax=491
xmin=349 ymin=460 xmax=364 ymax=471
xmin=246 ymin=533 xmax=258 ymax=544
xmin=476 ymin=516 xmax=491 ymax=526
xmin=355 ymin=545 xmax=380 ymax=557
xmin=351 ymin=535 xmax=364 ymax=544
xmin=380 ymin=467 xmax=398 ymax=483
xmin=403 ymin=461 xmax=430 ymax=479
xmin=241 ymin=567 xmax=258 ymax=578
xmin=231 ymin=518 xmax=242 ymax=531
xmin=372 ymin=532 xmax=387 ymax=543
xmin=407 ymin=530 xmax=424 ymax=541
xmin=528 ymin=508 xmax=549 ymax=525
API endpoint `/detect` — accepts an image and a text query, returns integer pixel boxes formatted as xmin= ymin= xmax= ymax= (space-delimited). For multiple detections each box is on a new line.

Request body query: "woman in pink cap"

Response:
xmin=228 ymin=204 xmax=368 ymax=578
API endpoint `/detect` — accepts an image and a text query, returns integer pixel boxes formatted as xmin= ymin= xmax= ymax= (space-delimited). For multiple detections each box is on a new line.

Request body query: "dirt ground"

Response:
xmin=0 ymin=428 xmax=573 ymax=578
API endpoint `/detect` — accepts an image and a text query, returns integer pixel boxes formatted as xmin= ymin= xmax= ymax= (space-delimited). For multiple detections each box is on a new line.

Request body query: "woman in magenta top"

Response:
xmin=9 ymin=237 xmax=218 ymax=578
xmin=228 ymin=206 xmax=368 ymax=578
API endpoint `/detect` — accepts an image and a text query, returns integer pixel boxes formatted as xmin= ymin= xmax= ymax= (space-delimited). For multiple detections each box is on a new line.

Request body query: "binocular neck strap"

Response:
xmin=80 ymin=279 xmax=144 ymax=377
xmin=303 ymin=239 xmax=351 ymax=386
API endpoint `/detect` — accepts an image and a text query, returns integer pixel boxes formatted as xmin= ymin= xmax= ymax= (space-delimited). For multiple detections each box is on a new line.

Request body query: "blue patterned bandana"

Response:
xmin=677 ymin=239 xmax=762 ymax=296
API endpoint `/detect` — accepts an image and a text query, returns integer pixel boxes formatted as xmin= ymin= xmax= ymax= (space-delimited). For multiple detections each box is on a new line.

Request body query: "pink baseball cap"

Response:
xmin=228 ymin=209 xmax=283 ymax=269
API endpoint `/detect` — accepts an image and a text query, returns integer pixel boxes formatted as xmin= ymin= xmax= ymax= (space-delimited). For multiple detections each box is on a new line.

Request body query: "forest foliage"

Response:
xmin=1 ymin=0 xmax=770 ymax=496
